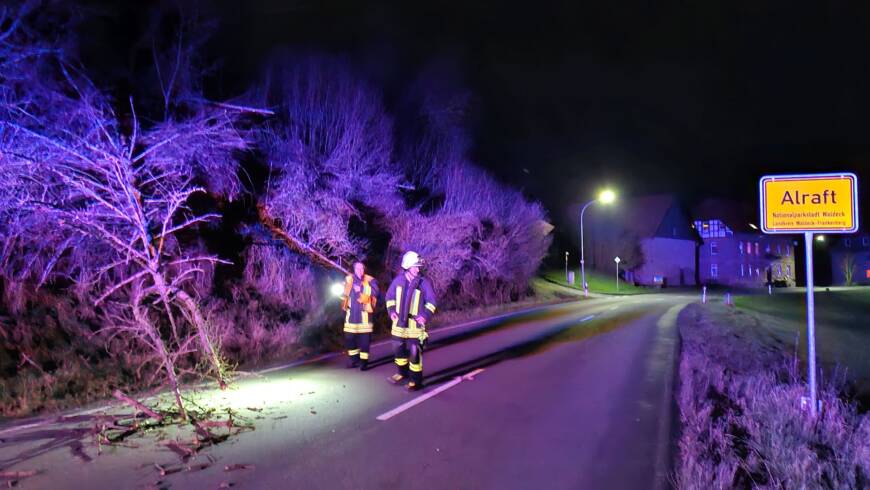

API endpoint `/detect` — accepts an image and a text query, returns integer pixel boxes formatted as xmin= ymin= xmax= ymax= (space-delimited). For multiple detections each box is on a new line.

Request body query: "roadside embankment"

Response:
xmin=674 ymin=303 xmax=869 ymax=489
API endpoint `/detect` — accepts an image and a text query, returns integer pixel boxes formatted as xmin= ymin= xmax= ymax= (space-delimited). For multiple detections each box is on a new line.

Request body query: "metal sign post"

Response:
xmin=759 ymin=172 xmax=859 ymax=417
xmin=803 ymin=232 xmax=818 ymax=416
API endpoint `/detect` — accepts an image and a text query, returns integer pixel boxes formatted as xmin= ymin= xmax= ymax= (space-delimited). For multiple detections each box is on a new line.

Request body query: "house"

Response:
xmin=587 ymin=194 xmax=698 ymax=287
xmin=830 ymin=233 xmax=870 ymax=285
xmin=692 ymin=198 xmax=796 ymax=287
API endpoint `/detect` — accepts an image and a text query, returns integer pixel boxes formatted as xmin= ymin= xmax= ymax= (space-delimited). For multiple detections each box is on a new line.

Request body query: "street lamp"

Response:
xmin=579 ymin=189 xmax=616 ymax=297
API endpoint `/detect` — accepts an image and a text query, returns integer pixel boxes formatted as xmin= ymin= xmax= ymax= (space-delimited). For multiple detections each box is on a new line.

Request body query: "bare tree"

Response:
xmin=0 ymin=6 xmax=257 ymax=416
xmin=842 ymin=253 xmax=856 ymax=286
xmin=253 ymin=55 xmax=402 ymax=271
xmin=392 ymin=68 xmax=552 ymax=308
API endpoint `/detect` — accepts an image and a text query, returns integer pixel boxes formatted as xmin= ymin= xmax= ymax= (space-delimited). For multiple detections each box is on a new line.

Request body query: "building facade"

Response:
xmin=830 ymin=233 xmax=870 ymax=285
xmin=694 ymin=218 xmax=797 ymax=287
xmin=611 ymin=195 xmax=698 ymax=287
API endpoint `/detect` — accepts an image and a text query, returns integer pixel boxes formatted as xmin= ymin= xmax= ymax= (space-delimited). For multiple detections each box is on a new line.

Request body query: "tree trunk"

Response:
xmin=257 ymin=203 xmax=349 ymax=275
xmin=175 ymin=289 xmax=227 ymax=389
xmin=134 ymin=303 xmax=186 ymax=419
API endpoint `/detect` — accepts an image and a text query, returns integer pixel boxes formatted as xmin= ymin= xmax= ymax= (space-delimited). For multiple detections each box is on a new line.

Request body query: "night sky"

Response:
xmin=81 ymin=1 xmax=870 ymax=221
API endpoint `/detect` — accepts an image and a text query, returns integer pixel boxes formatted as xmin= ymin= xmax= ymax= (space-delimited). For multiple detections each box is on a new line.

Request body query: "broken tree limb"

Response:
xmin=113 ymin=390 xmax=164 ymax=423
xmin=256 ymin=203 xmax=348 ymax=275
xmin=165 ymin=441 xmax=196 ymax=460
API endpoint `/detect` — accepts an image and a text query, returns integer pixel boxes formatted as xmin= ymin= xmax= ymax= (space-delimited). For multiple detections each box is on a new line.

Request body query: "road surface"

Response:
xmin=0 ymin=293 xmax=692 ymax=489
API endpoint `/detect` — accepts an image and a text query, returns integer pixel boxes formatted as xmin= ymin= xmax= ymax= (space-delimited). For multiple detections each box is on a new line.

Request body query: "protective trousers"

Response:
xmin=392 ymin=336 xmax=423 ymax=383
xmin=345 ymin=332 xmax=371 ymax=367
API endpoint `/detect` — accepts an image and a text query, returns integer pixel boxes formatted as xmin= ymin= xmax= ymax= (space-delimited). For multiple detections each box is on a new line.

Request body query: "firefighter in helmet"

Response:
xmin=385 ymin=251 xmax=437 ymax=391
xmin=340 ymin=261 xmax=378 ymax=369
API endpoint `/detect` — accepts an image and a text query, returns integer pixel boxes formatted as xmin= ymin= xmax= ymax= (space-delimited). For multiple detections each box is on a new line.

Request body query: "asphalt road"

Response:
xmin=0 ymin=293 xmax=693 ymax=490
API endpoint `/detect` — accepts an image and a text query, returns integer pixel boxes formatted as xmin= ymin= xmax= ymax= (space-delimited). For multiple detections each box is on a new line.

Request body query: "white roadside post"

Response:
xmin=565 ymin=251 xmax=569 ymax=282
xmin=614 ymin=256 xmax=621 ymax=292
xmin=760 ymin=172 xmax=859 ymax=417
xmin=702 ymin=285 xmax=707 ymax=304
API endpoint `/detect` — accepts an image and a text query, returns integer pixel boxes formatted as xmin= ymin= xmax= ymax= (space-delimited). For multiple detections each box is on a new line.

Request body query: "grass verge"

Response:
xmin=675 ymin=303 xmax=869 ymax=489
xmin=733 ymin=288 xmax=870 ymax=407
xmin=541 ymin=269 xmax=650 ymax=295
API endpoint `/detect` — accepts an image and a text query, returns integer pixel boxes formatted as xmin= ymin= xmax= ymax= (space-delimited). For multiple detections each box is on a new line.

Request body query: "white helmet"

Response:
xmin=401 ymin=251 xmax=423 ymax=270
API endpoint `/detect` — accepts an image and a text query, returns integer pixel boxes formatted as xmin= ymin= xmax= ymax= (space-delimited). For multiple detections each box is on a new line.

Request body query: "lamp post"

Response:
xmin=580 ymin=189 xmax=616 ymax=297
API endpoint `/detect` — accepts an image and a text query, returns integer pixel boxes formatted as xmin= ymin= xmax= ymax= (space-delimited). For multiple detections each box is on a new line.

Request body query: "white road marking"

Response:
xmin=376 ymin=369 xmax=486 ymax=421
xmin=0 ymin=302 xmax=589 ymax=435
xmin=0 ymin=420 xmax=45 ymax=436
xmin=376 ymin=313 xmax=598 ymax=422
xmin=260 ymin=303 xmax=573 ymax=375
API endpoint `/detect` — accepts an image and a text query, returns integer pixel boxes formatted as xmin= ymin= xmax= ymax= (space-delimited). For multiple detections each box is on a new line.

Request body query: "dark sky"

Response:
xmin=83 ymin=1 xmax=870 ymax=220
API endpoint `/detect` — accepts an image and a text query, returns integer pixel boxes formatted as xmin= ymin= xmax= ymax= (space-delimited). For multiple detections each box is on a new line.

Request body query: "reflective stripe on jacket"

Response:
xmin=385 ymin=273 xmax=437 ymax=338
xmin=342 ymin=274 xmax=378 ymax=333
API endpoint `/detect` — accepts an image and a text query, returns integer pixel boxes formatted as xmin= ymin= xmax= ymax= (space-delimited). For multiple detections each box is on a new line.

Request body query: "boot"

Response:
xmin=346 ymin=357 xmax=360 ymax=369
xmin=405 ymin=380 xmax=423 ymax=392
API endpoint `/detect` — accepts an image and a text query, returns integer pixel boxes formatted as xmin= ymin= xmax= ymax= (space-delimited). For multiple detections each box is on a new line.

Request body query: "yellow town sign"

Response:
xmin=759 ymin=173 xmax=859 ymax=233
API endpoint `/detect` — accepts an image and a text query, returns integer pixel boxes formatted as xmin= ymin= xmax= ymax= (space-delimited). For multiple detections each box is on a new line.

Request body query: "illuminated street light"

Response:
xmin=579 ymin=189 xmax=617 ymax=297
xmin=748 ymin=223 xmax=759 ymax=230
xmin=330 ymin=282 xmax=345 ymax=298
xmin=815 ymin=235 xmax=825 ymax=242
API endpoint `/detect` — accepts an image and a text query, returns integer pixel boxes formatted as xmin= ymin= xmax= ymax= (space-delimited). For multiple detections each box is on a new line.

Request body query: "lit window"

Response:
xmin=710 ymin=242 xmax=718 ymax=255
xmin=777 ymin=244 xmax=781 ymax=255
xmin=866 ymin=269 xmax=870 ymax=279
xmin=845 ymin=239 xmax=851 ymax=248
xmin=755 ymin=243 xmax=760 ymax=255
xmin=786 ymin=265 xmax=791 ymax=276
xmin=765 ymin=244 xmax=771 ymax=254
xmin=740 ymin=263 xmax=744 ymax=277
xmin=785 ymin=245 xmax=790 ymax=256
xmin=746 ymin=242 xmax=752 ymax=255
xmin=777 ymin=264 xmax=782 ymax=276
xmin=738 ymin=241 xmax=743 ymax=254
xmin=711 ymin=263 xmax=718 ymax=278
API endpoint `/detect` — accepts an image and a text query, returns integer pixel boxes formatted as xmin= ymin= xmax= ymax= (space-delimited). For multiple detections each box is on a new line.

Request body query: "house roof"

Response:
xmin=692 ymin=198 xmax=757 ymax=233
xmin=615 ymin=194 xmax=676 ymax=238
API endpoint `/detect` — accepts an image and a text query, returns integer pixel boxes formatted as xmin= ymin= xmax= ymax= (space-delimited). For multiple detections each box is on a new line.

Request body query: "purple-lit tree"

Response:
xmin=253 ymin=55 xmax=402 ymax=271
xmin=392 ymin=65 xmax=552 ymax=307
xmin=0 ymin=3 xmax=256 ymax=417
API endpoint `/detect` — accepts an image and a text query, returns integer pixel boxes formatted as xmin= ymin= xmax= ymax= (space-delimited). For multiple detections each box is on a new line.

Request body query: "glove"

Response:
xmin=417 ymin=328 xmax=429 ymax=348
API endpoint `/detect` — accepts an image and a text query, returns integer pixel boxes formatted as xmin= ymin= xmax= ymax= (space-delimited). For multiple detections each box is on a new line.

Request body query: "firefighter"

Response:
xmin=385 ymin=251 xmax=437 ymax=391
xmin=341 ymin=261 xmax=378 ymax=370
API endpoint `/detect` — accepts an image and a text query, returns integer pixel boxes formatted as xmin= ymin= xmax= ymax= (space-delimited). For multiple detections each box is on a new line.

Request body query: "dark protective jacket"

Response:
xmin=385 ymin=273 xmax=437 ymax=338
xmin=342 ymin=274 xmax=378 ymax=333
